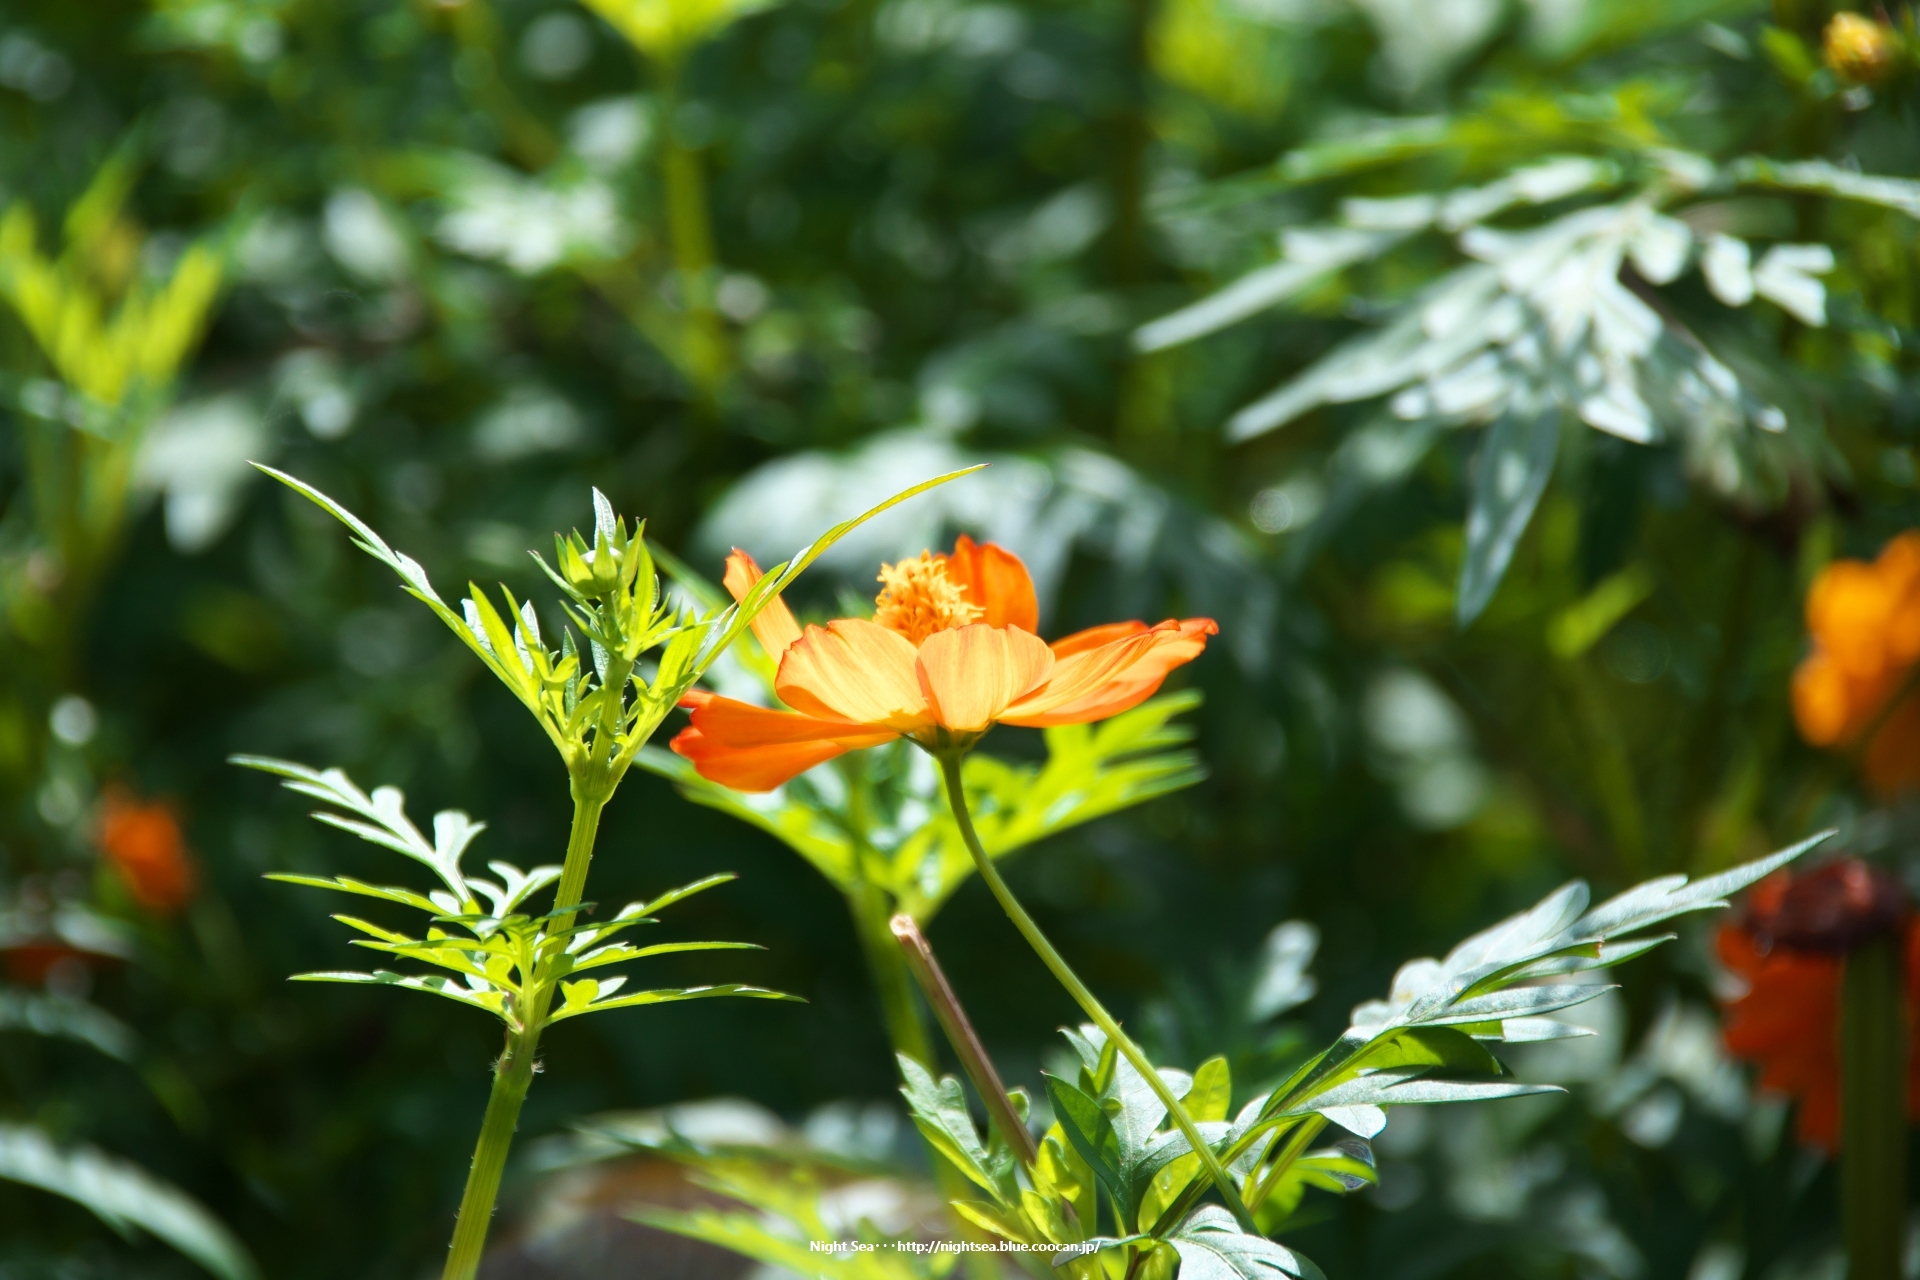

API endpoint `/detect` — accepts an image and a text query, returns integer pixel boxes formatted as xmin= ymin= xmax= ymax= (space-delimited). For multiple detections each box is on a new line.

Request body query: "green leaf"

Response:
xmin=546 ymin=982 xmax=799 ymax=1023
xmin=0 ymin=1124 xmax=259 ymax=1280
xmin=1169 ymin=1205 xmax=1322 ymax=1280
xmin=1457 ymin=405 xmax=1560 ymax=627
xmin=289 ymin=969 xmax=508 ymax=1017
xmin=1422 ymin=983 xmax=1615 ymax=1024
xmin=261 ymin=873 xmax=442 ymax=915
xmin=1734 ymin=158 xmax=1920 ymax=219
xmin=1051 ymin=1234 xmax=1152 ymax=1267
xmin=641 ymin=692 xmax=1207 ymax=917
xmin=234 ymin=756 xmax=481 ymax=908
xmin=1045 ymin=1074 xmax=1126 ymax=1208
xmin=898 ymin=1055 xmax=1014 ymax=1197
xmin=1286 ymin=1068 xmax=1560 ymax=1112
xmin=0 ymin=990 xmax=136 ymax=1061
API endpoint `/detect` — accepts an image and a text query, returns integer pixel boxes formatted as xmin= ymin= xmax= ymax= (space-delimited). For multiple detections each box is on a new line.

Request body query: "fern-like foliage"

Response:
xmin=261 ymin=470 xmax=977 ymax=797
xmin=235 ymin=757 xmax=794 ymax=1031
xmin=894 ymin=833 xmax=1827 ymax=1277
xmin=1142 ymin=123 xmax=1920 ymax=621
xmin=640 ymin=690 xmax=1203 ymax=920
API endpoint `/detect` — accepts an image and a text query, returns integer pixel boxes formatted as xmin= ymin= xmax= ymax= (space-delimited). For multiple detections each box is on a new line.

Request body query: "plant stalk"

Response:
xmin=441 ymin=782 xmax=607 ymax=1274
xmin=550 ymin=784 xmax=610 ymax=931
xmin=892 ymin=911 xmax=1040 ymax=1167
xmin=658 ymin=60 xmax=728 ymax=399
xmin=847 ymin=886 xmax=1001 ymax=1280
xmin=1840 ymin=932 xmax=1907 ymax=1280
xmin=442 ymin=1025 xmax=539 ymax=1280
xmin=937 ymin=754 xmax=1259 ymax=1233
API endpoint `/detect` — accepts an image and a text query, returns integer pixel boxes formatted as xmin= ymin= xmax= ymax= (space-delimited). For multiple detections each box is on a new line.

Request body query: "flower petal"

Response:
xmin=672 ymin=690 xmax=897 ymax=791
xmin=1050 ymin=620 xmax=1148 ymax=658
xmin=1003 ymin=617 xmax=1216 ymax=727
xmin=776 ymin=619 xmax=932 ymax=731
xmin=945 ymin=535 xmax=1040 ymax=633
xmin=914 ymin=623 xmax=1054 ymax=733
xmin=723 ymin=549 xmax=803 ymax=663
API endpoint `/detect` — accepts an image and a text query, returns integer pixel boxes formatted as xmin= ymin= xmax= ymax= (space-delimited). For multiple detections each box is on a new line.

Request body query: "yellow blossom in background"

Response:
xmin=580 ymin=0 xmax=778 ymax=67
xmin=1824 ymin=11 xmax=1898 ymax=85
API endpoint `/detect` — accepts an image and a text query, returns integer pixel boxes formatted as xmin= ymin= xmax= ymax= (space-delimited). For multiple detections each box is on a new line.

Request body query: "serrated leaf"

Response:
xmin=1289 ymin=1068 xmax=1560 ymax=1112
xmin=899 ymin=1055 xmax=1013 ymax=1197
xmin=1170 ymin=1206 xmax=1322 ymax=1280
xmin=0 ymin=1124 xmax=259 ymax=1280
xmin=1417 ymin=983 xmax=1615 ymax=1025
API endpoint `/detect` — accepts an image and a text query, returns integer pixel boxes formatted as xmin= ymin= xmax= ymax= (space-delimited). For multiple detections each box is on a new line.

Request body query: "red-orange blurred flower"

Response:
xmin=95 ymin=788 xmax=197 ymax=914
xmin=1 ymin=941 xmax=91 ymax=985
xmin=1716 ymin=863 xmax=1920 ymax=1151
xmin=1791 ymin=532 xmax=1920 ymax=794
xmin=671 ymin=536 xmax=1217 ymax=791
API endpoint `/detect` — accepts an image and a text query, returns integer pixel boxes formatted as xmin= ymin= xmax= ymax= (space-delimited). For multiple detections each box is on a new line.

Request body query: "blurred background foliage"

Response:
xmin=0 ymin=0 xmax=1916 ymax=1273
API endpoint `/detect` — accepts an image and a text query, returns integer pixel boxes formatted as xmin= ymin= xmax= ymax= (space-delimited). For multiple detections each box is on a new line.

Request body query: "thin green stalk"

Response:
xmin=442 ymin=1025 xmax=539 ymax=1280
xmin=937 ymin=754 xmax=1260 ymax=1234
xmin=550 ymin=783 xmax=610 ymax=931
xmin=1243 ymin=1115 xmax=1325 ymax=1214
xmin=442 ymin=782 xmax=607 ymax=1275
xmin=1840 ymin=933 xmax=1907 ymax=1280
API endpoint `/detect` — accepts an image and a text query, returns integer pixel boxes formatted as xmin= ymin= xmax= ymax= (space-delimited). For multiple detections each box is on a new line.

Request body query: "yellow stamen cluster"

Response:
xmin=874 ymin=552 xmax=983 ymax=645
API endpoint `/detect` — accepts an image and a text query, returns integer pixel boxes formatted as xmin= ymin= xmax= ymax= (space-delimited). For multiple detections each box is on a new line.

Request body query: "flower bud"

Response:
xmin=555 ymin=532 xmax=624 ymax=599
xmin=1824 ymin=12 xmax=1897 ymax=85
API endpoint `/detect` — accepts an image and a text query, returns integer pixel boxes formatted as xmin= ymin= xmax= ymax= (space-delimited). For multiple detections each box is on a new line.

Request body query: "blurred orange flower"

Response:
xmin=1791 ymin=532 xmax=1920 ymax=794
xmin=671 ymin=536 xmax=1217 ymax=791
xmin=96 ymin=788 xmax=197 ymax=914
xmin=1716 ymin=864 xmax=1919 ymax=1151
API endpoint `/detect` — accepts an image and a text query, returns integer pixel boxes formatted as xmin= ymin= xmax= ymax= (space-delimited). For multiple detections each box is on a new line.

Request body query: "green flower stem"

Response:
xmin=1841 ymin=932 xmax=1907 ymax=1280
xmin=442 ymin=781 xmax=609 ymax=1276
xmin=937 ymin=753 xmax=1260 ymax=1234
xmin=550 ymin=784 xmax=610 ymax=932
xmin=442 ymin=1024 xmax=539 ymax=1280
xmin=1243 ymin=1115 xmax=1325 ymax=1214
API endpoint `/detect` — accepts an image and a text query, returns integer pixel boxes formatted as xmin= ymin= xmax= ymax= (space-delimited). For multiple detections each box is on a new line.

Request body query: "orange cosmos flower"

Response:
xmin=1791 ymin=531 xmax=1920 ymax=795
xmin=1716 ymin=862 xmax=1920 ymax=1151
xmin=670 ymin=535 xmax=1217 ymax=791
xmin=95 ymin=788 xmax=198 ymax=914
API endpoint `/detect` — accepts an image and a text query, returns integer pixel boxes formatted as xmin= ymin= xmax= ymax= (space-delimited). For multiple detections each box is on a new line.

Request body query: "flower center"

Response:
xmin=873 ymin=552 xmax=983 ymax=645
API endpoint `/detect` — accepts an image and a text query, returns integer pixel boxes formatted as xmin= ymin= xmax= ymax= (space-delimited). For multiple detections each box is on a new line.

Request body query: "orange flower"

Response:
xmin=670 ymin=535 xmax=1217 ymax=791
xmin=96 ymin=789 xmax=197 ymax=914
xmin=1792 ymin=532 xmax=1920 ymax=794
xmin=1716 ymin=865 xmax=1920 ymax=1152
